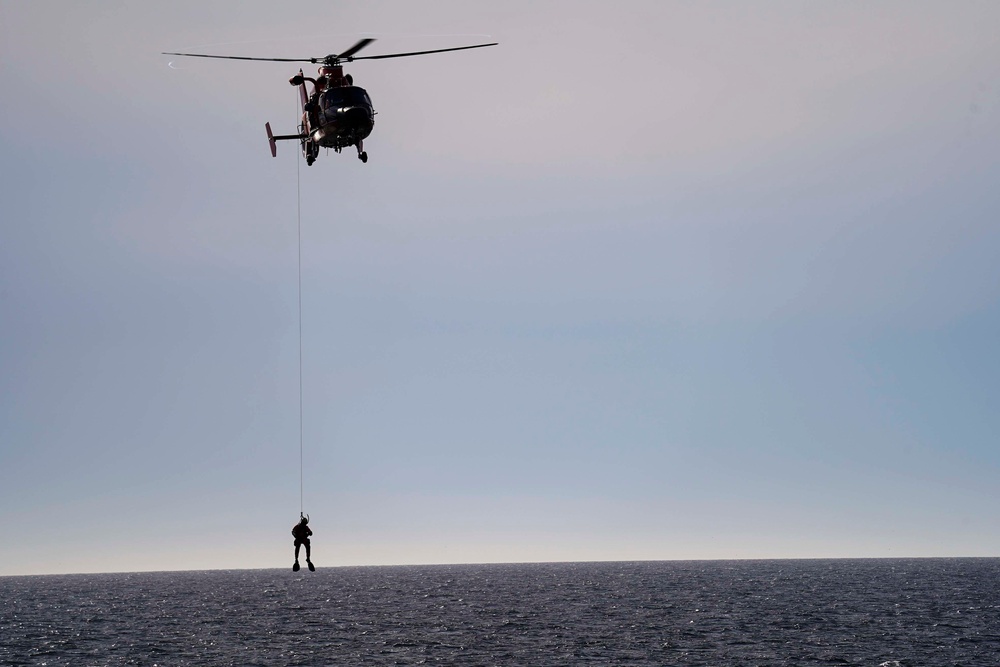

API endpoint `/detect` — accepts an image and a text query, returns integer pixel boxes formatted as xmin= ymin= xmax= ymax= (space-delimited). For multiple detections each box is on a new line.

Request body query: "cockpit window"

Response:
xmin=320 ymin=86 xmax=372 ymax=110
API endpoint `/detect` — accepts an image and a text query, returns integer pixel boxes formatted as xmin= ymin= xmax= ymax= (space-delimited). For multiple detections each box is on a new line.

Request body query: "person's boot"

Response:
xmin=293 ymin=560 xmax=300 ymax=572
xmin=307 ymin=560 xmax=315 ymax=572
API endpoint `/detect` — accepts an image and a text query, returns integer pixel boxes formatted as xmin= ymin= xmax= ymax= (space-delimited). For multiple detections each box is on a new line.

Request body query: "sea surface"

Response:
xmin=2 ymin=559 xmax=999 ymax=666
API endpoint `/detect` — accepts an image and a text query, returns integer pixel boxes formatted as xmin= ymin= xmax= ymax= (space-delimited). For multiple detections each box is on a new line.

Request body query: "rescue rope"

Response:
xmin=296 ymin=113 xmax=304 ymax=517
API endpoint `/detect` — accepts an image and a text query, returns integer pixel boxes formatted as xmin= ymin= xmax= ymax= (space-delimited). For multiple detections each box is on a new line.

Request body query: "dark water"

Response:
xmin=2 ymin=559 xmax=999 ymax=666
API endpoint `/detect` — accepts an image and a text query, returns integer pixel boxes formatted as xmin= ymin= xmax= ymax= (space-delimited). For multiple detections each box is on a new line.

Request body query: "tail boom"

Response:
xmin=265 ymin=122 xmax=307 ymax=157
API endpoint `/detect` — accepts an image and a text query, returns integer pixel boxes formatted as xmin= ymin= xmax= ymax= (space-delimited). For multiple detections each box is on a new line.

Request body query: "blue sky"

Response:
xmin=2 ymin=1 xmax=999 ymax=575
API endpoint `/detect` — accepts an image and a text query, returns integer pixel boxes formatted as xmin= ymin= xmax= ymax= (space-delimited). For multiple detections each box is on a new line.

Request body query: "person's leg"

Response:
xmin=294 ymin=540 xmax=301 ymax=561
xmin=305 ymin=538 xmax=314 ymax=570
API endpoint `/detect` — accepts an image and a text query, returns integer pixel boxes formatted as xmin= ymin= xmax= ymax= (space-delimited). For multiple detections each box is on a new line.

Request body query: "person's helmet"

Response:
xmin=300 ymin=514 xmax=309 ymax=524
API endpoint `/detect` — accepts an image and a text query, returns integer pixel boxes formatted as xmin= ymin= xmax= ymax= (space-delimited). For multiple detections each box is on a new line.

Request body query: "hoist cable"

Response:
xmin=296 ymin=105 xmax=304 ymax=517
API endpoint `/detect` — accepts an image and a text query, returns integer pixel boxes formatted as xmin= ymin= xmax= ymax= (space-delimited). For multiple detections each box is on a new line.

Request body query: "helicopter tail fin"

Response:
xmin=266 ymin=122 xmax=277 ymax=157
xmin=266 ymin=124 xmax=310 ymax=158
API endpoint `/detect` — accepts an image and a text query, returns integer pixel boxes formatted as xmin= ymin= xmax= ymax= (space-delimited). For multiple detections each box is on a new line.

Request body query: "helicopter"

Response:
xmin=164 ymin=38 xmax=497 ymax=165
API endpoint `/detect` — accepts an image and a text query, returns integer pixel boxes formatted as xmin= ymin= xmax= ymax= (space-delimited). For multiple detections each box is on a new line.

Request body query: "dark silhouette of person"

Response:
xmin=292 ymin=514 xmax=314 ymax=572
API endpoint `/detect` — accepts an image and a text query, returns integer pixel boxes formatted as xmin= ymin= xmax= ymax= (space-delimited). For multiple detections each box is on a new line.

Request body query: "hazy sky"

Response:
xmin=2 ymin=1 xmax=999 ymax=576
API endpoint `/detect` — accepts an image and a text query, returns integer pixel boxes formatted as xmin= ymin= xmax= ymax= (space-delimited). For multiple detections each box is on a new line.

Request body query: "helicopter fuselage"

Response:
xmin=291 ymin=65 xmax=375 ymax=164
xmin=307 ymin=85 xmax=375 ymax=151
xmin=266 ymin=66 xmax=375 ymax=164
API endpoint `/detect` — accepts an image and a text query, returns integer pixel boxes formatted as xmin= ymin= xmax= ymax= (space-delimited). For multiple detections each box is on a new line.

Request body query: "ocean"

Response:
xmin=2 ymin=559 xmax=998 ymax=665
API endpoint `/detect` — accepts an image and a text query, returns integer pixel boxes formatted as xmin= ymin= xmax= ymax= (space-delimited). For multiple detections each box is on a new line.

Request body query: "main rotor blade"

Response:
xmin=349 ymin=42 xmax=498 ymax=61
xmin=336 ymin=38 xmax=376 ymax=60
xmin=163 ymin=52 xmax=312 ymax=62
xmin=163 ymin=41 xmax=496 ymax=65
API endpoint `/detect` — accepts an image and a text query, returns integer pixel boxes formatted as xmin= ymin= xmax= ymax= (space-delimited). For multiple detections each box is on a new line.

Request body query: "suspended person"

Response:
xmin=292 ymin=514 xmax=314 ymax=572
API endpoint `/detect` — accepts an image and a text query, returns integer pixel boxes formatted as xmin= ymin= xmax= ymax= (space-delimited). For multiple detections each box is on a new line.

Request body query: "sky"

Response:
xmin=1 ymin=1 xmax=999 ymax=576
